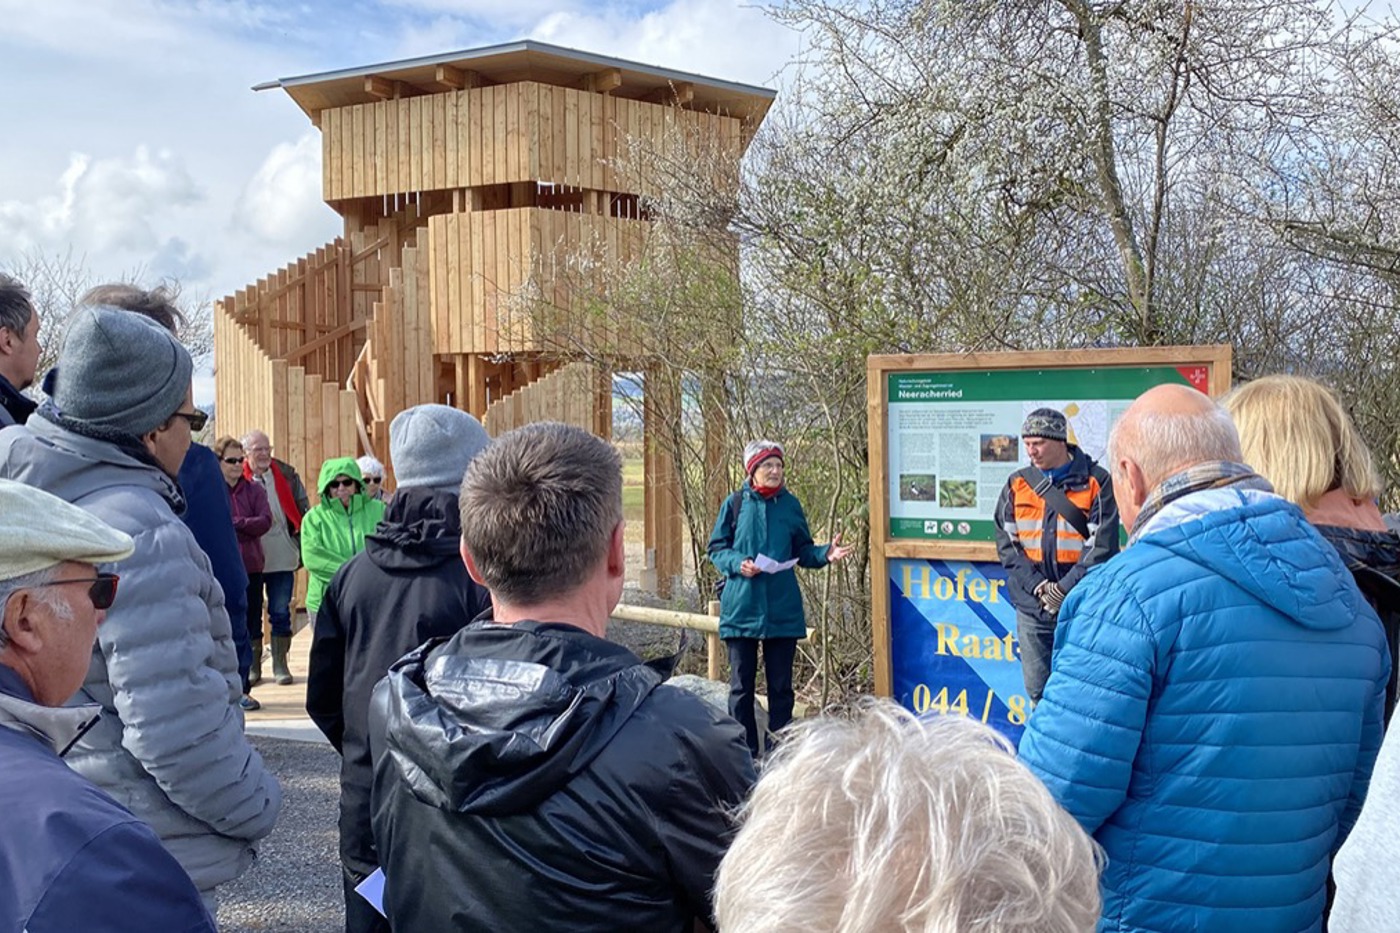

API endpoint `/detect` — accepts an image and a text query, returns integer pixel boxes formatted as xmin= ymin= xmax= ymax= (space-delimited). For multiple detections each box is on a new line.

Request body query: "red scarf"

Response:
xmin=754 ymin=480 xmax=784 ymax=500
xmin=244 ymin=459 xmax=304 ymax=532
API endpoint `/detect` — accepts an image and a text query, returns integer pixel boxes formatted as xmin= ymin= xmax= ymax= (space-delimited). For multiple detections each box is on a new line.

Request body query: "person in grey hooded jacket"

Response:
xmin=0 ymin=302 xmax=282 ymax=911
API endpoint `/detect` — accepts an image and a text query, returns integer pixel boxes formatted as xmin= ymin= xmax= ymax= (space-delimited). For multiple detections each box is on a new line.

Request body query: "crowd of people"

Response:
xmin=2 ymin=269 xmax=1399 ymax=933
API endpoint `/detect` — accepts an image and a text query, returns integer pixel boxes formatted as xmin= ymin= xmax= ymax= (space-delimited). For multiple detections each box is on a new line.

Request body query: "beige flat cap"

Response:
xmin=0 ymin=478 xmax=135 ymax=581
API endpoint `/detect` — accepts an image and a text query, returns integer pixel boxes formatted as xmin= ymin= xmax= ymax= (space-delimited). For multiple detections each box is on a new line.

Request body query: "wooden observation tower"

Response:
xmin=213 ymin=41 xmax=773 ymax=595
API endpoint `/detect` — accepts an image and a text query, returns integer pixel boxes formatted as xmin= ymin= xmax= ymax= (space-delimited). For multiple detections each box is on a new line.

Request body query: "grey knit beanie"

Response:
xmin=1021 ymin=408 xmax=1068 ymax=442
xmin=55 ymin=306 xmax=193 ymax=436
xmin=390 ymin=404 xmax=491 ymax=491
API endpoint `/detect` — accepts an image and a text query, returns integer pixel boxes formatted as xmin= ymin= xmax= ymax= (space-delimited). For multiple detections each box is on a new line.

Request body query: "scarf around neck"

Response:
xmin=1130 ymin=460 xmax=1272 ymax=545
xmin=244 ymin=458 xmax=304 ymax=531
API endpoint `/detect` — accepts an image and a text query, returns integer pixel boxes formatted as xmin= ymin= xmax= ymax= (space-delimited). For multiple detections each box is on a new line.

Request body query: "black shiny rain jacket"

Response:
xmin=368 ymin=619 xmax=755 ymax=932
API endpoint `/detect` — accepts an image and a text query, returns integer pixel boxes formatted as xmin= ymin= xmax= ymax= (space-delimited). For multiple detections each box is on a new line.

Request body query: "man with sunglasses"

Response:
xmin=0 ymin=303 xmax=282 ymax=916
xmin=0 ymin=478 xmax=217 ymax=932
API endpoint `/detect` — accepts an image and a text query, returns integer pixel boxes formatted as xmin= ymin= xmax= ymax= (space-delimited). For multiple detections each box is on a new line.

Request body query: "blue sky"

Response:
xmin=0 ymin=0 xmax=799 ymax=395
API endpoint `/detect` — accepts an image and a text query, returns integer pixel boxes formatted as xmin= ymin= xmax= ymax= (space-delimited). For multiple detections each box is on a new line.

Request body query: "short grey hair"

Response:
xmin=459 ymin=422 xmax=622 ymax=605
xmin=0 ymin=273 xmax=35 ymax=337
xmin=715 ymin=700 xmax=1102 ymax=933
xmin=1107 ymin=397 xmax=1241 ymax=489
xmin=241 ymin=429 xmax=271 ymax=450
xmin=0 ymin=565 xmax=70 ymax=651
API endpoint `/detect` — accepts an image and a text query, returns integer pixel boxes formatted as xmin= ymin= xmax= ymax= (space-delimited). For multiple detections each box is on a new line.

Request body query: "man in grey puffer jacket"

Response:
xmin=0 ymin=303 xmax=282 ymax=912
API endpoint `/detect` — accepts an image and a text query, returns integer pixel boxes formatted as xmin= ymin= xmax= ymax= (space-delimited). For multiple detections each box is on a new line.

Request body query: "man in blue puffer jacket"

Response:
xmin=1020 ymin=384 xmax=1389 ymax=933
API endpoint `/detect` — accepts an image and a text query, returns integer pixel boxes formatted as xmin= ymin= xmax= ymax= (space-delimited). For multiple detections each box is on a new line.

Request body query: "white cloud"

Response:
xmin=233 ymin=133 xmax=337 ymax=249
xmin=0 ymin=147 xmax=202 ymax=259
xmin=529 ymin=0 xmax=798 ymax=89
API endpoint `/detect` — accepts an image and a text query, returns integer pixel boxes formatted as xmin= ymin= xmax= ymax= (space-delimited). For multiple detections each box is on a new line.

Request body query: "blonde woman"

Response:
xmin=1223 ymin=374 xmax=1400 ymax=720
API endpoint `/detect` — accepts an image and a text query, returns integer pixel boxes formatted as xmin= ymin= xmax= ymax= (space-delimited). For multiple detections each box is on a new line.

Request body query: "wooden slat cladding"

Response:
xmin=214 ymin=204 xmax=436 ymax=489
xmin=321 ymin=82 xmax=742 ymax=202
xmin=427 ymin=207 xmax=647 ymax=357
xmin=481 ymin=361 xmax=606 ymax=438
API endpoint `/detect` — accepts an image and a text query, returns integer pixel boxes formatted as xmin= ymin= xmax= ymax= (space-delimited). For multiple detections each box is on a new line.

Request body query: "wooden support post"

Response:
xmin=454 ymin=354 xmax=469 ymax=410
xmin=642 ymin=365 xmax=683 ymax=599
xmin=707 ymin=600 xmax=722 ymax=682
xmin=467 ymin=354 xmax=487 ymax=417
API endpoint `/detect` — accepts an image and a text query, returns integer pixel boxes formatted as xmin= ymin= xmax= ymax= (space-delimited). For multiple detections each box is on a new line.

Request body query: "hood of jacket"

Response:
xmin=317 ymin=456 xmax=363 ymax=497
xmin=366 ymin=486 xmax=462 ymax=572
xmin=1139 ymin=486 xmax=1370 ymax=631
xmin=375 ymin=620 xmax=667 ymax=817
xmin=0 ymin=411 xmax=184 ymax=514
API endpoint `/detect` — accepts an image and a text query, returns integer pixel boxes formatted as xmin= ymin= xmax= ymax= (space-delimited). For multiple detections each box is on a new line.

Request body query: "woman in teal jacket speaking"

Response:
xmin=708 ymin=440 xmax=852 ymax=758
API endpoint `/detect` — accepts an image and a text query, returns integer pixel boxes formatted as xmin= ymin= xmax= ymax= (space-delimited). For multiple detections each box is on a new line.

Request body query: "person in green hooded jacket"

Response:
xmin=708 ymin=440 xmax=852 ymax=758
xmin=300 ymin=457 xmax=386 ymax=681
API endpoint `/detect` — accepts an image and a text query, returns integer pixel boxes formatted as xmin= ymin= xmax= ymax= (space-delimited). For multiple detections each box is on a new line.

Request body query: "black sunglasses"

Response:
xmin=27 ymin=572 xmax=120 ymax=610
xmin=364 ymin=476 xmax=383 ymax=483
xmin=327 ymin=478 xmax=360 ymax=490
xmin=221 ymin=456 xmax=245 ymax=465
xmin=171 ymin=409 xmax=209 ymax=432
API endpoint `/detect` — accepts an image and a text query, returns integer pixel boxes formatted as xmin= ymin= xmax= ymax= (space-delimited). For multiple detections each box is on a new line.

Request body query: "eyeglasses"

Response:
xmin=221 ymin=456 xmax=245 ymax=465
xmin=26 ymin=572 xmax=120 ymax=610
xmin=327 ymin=479 xmax=359 ymax=490
xmin=364 ymin=476 xmax=383 ymax=483
xmin=171 ymin=409 xmax=209 ymax=432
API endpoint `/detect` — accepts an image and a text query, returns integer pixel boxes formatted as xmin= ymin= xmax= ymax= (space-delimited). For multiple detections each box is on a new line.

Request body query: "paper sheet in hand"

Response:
xmin=355 ymin=868 xmax=387 ymax=917
xmin=755 ymin=553 xmax=799 ymax=573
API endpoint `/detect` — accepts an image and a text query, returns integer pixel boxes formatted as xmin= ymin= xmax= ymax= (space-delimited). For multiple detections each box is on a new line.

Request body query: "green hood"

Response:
xmin=317 ymin=456 xmax=364 ymax=498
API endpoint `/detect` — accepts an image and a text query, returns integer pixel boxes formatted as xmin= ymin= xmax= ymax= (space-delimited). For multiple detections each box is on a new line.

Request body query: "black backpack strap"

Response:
xmin=1016 ymin=466 xmax=1091 ymax=540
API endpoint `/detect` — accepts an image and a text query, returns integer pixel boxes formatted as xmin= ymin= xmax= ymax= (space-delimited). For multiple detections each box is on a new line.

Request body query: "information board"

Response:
xmin=886 ymin=364 xmax=1210 ymax=542
xmin=867 ymin=347 xmax=1232 ymax=744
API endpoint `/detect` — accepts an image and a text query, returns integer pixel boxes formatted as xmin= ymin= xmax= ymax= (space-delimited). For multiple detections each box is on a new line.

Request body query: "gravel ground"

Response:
xmin=217 ymin=737 xmax=344 ymax=933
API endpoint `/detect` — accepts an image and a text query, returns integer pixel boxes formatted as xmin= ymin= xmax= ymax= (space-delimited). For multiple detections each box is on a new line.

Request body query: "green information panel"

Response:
xmin=886 ymin=365 xmax=1208 ymax=541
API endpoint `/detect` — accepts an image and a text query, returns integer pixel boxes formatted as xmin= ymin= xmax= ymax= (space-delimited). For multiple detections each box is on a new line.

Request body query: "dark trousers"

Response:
xmin=341 ymin=863 xmax=390 ymax=933
xmin=1016 ymin=610 xmax=1057 ymax=704
xmin=726 ymin=637 xmax=797 ymax=757
xmin=247 ymin=570 xmax=295 ymax=640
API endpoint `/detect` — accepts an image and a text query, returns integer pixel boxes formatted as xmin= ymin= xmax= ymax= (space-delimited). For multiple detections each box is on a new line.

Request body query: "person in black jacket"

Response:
xmin=992 ymin=408 xmax=1118 ymax=703
xmin=369 ymin=422 xmax=756 ymax=933
xmin=307 ymin=404 xmax=492 ymax=933
xmin=0 ymin=274 xmax=41 ymax=429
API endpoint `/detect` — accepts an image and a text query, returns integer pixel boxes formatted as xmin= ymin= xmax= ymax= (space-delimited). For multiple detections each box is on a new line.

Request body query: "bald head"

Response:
xmin=1108 ymin=384 xmax=1241 ymax=532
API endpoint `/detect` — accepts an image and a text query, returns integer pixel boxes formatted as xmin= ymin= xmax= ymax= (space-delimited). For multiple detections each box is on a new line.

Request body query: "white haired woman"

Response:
xmin=356 ymin=455 xmax=387 ymax=503
xmin=715 ymin=699 xmax=1102 ymax=933
xmin=707 ymin=439 xmax=851 ymax=758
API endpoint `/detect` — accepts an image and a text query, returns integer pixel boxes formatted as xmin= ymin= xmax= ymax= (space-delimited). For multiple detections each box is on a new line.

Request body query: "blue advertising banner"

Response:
xmin=889 ymin=558 xmax=1029 ymax=745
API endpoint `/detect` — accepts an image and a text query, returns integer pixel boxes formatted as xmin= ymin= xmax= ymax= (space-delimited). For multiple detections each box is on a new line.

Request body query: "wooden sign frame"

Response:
xmin=867 ymin=345 xmax=1233 ymax=696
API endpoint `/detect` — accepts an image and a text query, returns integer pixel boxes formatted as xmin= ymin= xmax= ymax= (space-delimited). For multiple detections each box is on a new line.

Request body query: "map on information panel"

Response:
xmin=886 ymin=365 xmax=1207 ymax=541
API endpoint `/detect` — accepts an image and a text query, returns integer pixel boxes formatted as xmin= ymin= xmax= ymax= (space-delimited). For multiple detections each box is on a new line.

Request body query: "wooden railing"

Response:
xmin=612 ymin=602 xmax=723 ymax=681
